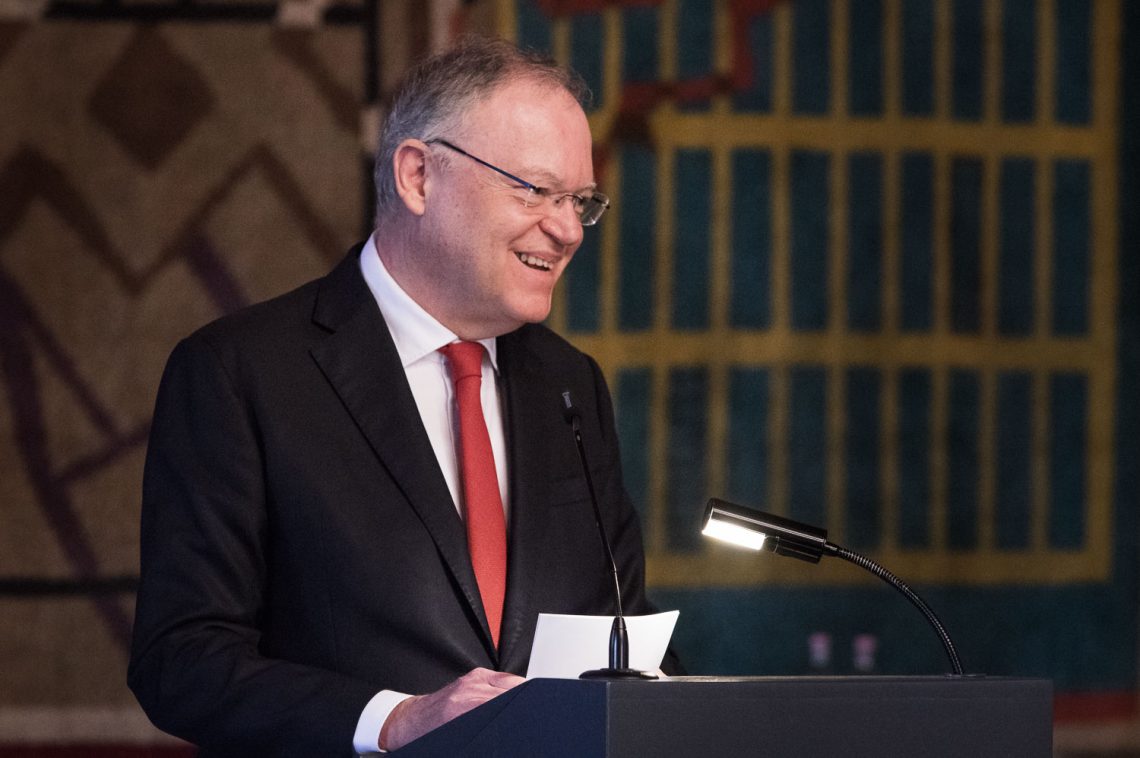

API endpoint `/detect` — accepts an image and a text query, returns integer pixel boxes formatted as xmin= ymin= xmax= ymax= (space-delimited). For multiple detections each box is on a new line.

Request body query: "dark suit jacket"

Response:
xmin=128 ymin=245 xmax=663 ymax=755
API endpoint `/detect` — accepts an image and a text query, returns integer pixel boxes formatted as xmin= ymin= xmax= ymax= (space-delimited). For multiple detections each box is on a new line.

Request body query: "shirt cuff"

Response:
xmin=353 ymin=689 xmax=412 ymax=755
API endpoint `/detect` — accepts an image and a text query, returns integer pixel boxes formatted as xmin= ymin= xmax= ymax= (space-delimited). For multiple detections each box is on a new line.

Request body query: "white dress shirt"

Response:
xmin=351 ymin=234 xmax=510 ymax=754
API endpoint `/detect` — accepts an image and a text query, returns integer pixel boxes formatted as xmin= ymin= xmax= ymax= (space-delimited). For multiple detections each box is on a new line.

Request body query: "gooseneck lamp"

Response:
xmin=701 ymin=498 xmax=964 ymax=676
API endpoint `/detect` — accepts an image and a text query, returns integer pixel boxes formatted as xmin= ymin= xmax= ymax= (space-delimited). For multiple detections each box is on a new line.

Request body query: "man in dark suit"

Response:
xmin=129 ymin=36 xmax=667 ymax=755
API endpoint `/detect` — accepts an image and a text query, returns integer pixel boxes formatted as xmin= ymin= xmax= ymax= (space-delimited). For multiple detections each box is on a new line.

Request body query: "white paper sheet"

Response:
xmin=525 ymin=611 xmax=680 ymax=679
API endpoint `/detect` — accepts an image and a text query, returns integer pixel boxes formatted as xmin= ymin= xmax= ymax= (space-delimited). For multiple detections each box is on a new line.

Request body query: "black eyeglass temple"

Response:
xmin=426 ymin=137 xmax=608 ymax=223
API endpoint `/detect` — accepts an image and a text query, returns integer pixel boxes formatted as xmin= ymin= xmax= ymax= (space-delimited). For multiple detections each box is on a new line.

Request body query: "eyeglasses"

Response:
xmin=426 ymin=139 xmax=610 ymax=226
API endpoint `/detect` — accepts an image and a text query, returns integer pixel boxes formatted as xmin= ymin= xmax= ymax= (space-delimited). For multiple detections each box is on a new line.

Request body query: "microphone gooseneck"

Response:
xmin=561 ymin=391 xmax=624 ymax=621
xmin=561 ymin=391 xmax=655 ymax=680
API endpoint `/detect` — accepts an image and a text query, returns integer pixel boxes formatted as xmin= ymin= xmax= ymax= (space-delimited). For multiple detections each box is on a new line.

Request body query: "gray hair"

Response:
xmin=373 ymin=35 xmax=590 ymax=225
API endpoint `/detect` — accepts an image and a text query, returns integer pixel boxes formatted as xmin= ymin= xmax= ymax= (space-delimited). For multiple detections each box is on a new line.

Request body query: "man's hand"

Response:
xmin=379 ymin=668 xmax=525 ymax=751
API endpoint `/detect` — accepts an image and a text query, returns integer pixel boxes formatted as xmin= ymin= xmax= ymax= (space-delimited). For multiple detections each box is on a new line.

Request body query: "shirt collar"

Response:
xmin=358 ymin=234 xmax=499 ymax=372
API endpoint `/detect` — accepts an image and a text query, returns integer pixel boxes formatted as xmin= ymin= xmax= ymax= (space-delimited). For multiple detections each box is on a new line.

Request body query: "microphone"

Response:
xmin=561 ymin=390 xmax=657 ymax=680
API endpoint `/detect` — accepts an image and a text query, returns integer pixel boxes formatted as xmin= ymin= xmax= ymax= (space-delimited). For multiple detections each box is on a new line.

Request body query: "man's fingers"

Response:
xmin=380 ymin=669 xmax=524 ymax=751
xmin=470 ymin=668 xmax=525 ymax=689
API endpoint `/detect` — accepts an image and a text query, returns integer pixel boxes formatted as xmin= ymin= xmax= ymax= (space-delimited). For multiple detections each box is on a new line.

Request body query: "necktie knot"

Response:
xmin=440 ymin=341 xmax=485 ymax=383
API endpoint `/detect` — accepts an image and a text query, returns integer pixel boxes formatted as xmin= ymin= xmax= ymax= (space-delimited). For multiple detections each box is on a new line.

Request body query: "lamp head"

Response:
xmin=701 ymin=498 xmax=830 ymax=563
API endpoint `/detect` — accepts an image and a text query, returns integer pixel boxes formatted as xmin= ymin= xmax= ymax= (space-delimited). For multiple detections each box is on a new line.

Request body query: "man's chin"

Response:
xmin=506 ymin=297 xmax=555 ymax=327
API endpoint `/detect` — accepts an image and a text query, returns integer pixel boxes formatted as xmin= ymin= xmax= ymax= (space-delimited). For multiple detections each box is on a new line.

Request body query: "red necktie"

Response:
xmin=440 ymin=341 xmax=507 ymax=647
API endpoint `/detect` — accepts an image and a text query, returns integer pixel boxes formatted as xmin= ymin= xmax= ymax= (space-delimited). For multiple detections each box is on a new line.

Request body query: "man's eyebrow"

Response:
xmin=518 ymin=168 xmax=598 ymax=193
xmin=526 ymin=172 xmax=597 ymax=193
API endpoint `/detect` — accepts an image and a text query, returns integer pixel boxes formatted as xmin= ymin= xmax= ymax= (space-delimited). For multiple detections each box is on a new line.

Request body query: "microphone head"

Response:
xmin=561 ymin=390 xmax=582 ymax=429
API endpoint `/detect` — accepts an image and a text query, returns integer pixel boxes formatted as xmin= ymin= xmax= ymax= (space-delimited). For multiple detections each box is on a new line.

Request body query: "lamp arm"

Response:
xmin=827 ymin=544 xmax=964 ymax=676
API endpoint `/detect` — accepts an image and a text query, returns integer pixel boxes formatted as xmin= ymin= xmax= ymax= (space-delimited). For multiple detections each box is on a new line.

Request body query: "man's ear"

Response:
xmin=393 ymin=139 xmax=430 ymax=216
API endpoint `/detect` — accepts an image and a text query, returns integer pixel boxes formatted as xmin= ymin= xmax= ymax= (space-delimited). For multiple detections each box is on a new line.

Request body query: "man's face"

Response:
xmin=416 ymin=78 xmax=595 ymax=339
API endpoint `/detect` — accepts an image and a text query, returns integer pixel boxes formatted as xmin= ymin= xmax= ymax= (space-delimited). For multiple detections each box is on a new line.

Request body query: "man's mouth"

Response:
xmin=514 ymin=251 xmax=554 ymax=272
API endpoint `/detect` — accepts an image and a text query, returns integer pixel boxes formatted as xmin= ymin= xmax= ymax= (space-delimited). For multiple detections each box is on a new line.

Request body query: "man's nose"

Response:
xmin=539 ymin=198 xmax=584 ymax=248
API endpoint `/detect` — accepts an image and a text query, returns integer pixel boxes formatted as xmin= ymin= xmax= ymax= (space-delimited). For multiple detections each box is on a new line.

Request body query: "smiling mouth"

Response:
xmin=514 ymin=252 xmax=554 ymax=272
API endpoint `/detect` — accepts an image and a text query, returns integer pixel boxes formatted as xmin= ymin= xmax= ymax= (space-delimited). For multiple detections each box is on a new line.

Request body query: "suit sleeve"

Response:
xmin=128 ymin=335 xmax=377 ymax=755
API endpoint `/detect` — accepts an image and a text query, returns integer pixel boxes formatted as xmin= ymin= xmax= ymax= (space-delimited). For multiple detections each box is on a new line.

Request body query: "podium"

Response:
xmin=392 ymin=676 xmax=1052 ymax=757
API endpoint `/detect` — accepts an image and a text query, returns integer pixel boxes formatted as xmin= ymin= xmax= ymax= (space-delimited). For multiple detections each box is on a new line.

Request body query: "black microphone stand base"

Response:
xmin=579 ymin=668 xmax=659 ymax=680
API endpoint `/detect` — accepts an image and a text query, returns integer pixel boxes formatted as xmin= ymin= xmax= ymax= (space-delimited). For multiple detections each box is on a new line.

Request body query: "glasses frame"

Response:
xmin=425 ymin=138 xmax=609 ymax=226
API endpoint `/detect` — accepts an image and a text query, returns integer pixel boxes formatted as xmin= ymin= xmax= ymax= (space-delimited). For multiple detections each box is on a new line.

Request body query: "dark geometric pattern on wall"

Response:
xmin=0 ymin=5 xmax=377 ymax=745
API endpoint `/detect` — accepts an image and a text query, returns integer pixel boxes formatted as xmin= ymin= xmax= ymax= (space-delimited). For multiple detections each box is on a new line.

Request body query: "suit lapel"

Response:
xmin=307 ymin=251 xmax=496 ymax=657
xmin=495 ymin=332 xmax=559 ymax=670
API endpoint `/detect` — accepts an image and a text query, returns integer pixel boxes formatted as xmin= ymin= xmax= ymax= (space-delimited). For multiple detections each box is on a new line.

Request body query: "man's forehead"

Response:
xmin=457 ymin=82 xmax=595 ymax=187
xmin=468 ymin=77 xmax=586 ymax=129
